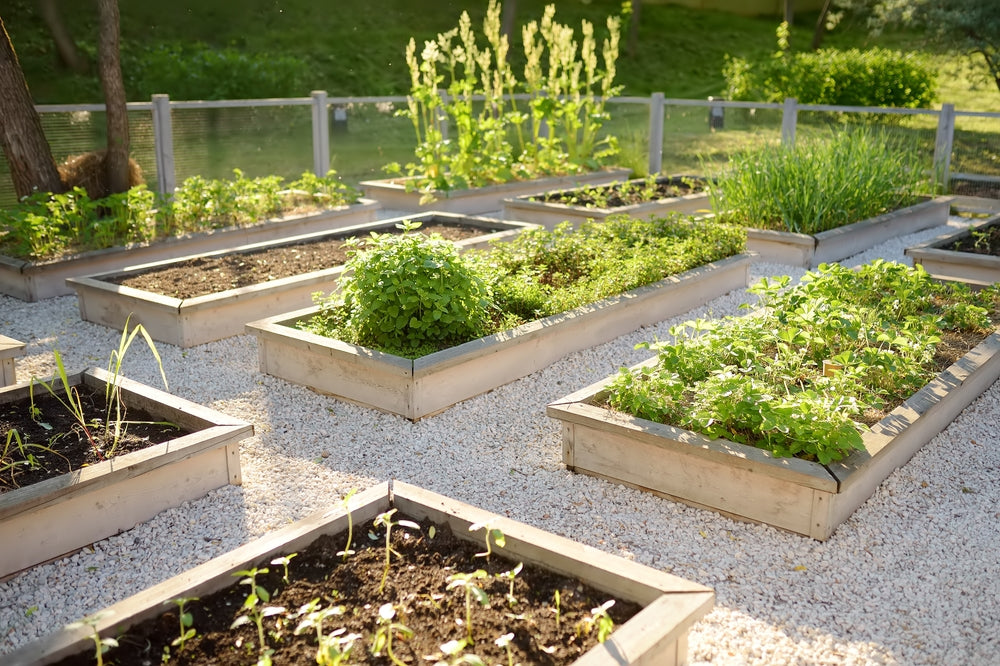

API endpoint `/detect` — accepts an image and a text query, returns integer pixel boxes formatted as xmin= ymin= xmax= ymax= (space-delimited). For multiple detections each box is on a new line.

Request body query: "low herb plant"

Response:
xmin=605 ymin=260 xmax=1000 ymax=464
xmin=532 ymin=174 xmax=703 ymax=209
xmin=706 ymin=128 xmax=929 ymax=235
xmin=303 ymin=215 xmax=745 ymax=357
xmin=0 ymin=170 xmax=359 ymax=261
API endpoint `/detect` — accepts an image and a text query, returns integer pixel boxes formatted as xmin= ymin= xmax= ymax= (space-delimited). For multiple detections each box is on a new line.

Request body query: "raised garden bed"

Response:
xmin=744 ymin=196 xmax=952 ymax=268
xmin=67 ymin=214 xmax=534 ymax=348
xmin=0 ymin=335 xmax=25 ymax=387
xmin=247 ymin=253 xmax=752 ymax=420
xmin=501 ymin=175 xmax=711 ymax=229
xmin=5 ymin=481 xmax=713 ymax=666
xmin=905 ymin=213 xmax=1000 ymax=286
xmin=547 ymin=263 xmax=1000 ymax=540
xmin=0 ymin=199 xmax=380 ymax=302
xmin=361 ymin=168 xmax=631 ymax=215
xmin=0 ymin=367 xmax=253 ymax=579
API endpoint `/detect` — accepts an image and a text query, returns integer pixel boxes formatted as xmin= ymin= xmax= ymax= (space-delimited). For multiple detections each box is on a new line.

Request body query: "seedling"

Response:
xmin=553 ymin=589 xmax=562 ymax=629
xmin=469 ymin=520 xmax=505 ymax=561
xmin=230 ymin=566 xmax=286 ymax=659
xmin=372 ymin=509 xmax=420 ymax=593
xmin=575 ymin=599 xmax=616 ymax=643
xmin=270 ymin=553 xmax=297 ymax=585
xmin=495 ymin=562 xmax=523 ymax=606
xmin=371 ymin=603 xmax=413 ymax=666
xmin=164 ymin=596 xmax=199 ymax=653
xmin=446 ymin=569 xmax=490 ymax=645
xmin=495 ymin=632 xmax=516 ymax=666
xmin=67 ymin=612 xmax=117 ymax=666
xmin=294 ymin=600 xmax=358 ymax=666
xmin=436 ymin=638 xmax=487 ymax=666
xmin=336 ymin=488 xmax=358 ymax=561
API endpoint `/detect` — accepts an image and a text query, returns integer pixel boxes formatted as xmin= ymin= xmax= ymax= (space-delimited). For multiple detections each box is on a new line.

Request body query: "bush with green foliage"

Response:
xmin=723 ymin=23 xmax=937 ymax=109
xmin=303 ymin=214 xmax=746 ymax=357
xmin=124 ymin=43 xmax=310 ymax=100
xmin=706 ymin=128 xmax=928 ymax=234
xmin=606 ymin=260 xmax=1000 ymax=464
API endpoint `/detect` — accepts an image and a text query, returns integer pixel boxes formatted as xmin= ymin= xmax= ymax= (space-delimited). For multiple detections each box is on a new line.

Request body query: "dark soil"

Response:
xmin=0 ymin=385 xmax=187 ymax=493
xmin=108 ymin=223 xmax=494 ymax=300
xmin=53 ymin=516 xmax=641 ymax=666
xmin=948 ymin=224 xmax=1000 ymax=256
xmin=535 ymin=177 xmax=702 ymax=208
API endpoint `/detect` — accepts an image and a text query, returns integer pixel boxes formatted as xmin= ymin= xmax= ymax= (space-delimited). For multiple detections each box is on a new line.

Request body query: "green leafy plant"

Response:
xmin=336 ymin=488 xmax=358 ymax=562
xmin=303 ymin=215 xmax=745 ymax=357
xmin=468 ymin=520 xmax=505 ymax=561
xmin=706 ymin=128 xmax=928 ymax=234
xmin=389 ymin=0 xmax=624 ymax=197
xmin=294 ymin=600 xmax=359 ymax=666
xmin=446 ymin=569 xmax=490 ymax=646
xmin=371 ymin=509 xmax=421 ymax=594
xmin=606 ymin=260 xmax=1000 ymax=463
xmin=66 ymin=612 xmax=117 ymax=666
xmin=271 ymin=553 xmax=297 ymax=585
xmin=230 ymin=565 xmax=287 ymax=664
xmin=495 ymin=562 xmax=523 ymax=607
xmin=371 ymin=603 xmax=413 ymax=666
xmin=164 ymin=596 xmax=199 ymax=654
xmin=575 ymin=600 xmax=616 ymax=643
xmin=0 ymin=428 xmax=67 ymax=489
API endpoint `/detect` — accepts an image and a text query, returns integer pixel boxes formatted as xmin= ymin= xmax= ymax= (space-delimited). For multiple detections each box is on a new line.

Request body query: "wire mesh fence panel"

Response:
xmin=170 ymin=103 xmax=313 ymax=186
xmin=0 ymin=108 xmax=156 ymax=209
xmin=600 ymin=100 xmax=649 ymax=175
xmin=660 ymin=102 xmax=782 ymax=177
xmin=950 ymin=111 xmax=1000 ymax=198
xmin=327 ymin=100 xmax=419 ymax=187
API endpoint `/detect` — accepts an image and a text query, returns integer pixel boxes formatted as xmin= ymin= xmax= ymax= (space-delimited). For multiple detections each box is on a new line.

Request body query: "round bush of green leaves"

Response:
xmin=338 ymin=222 xmax=494 ymax=356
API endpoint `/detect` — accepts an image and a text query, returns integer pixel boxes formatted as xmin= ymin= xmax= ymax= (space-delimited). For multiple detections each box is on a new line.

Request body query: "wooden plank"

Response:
xmin=502 ymin=192 xmax=712 ymax=230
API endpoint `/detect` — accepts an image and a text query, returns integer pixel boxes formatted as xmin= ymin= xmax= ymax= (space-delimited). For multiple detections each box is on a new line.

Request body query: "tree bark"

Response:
xmin=627 ymin=0 xmax=642 ymax=59
xmin=97 ymin=0 xmax=130 ymax=194
xmin=0 ymin=14 xmax=63 ymax=198
xmin=784 ymin=0 xmax=794 ymax=25
xmin=811 ymin=0 xmax=834 ymax=50
xmin=37 ymin=0 xmax=87 ymax=73
xmin=501 ymin=0 xmax=517 ymax=40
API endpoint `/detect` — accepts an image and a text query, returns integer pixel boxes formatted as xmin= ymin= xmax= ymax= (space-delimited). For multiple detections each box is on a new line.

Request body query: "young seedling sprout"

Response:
xmin=372 ymin=603 xmax=413 ymax=666
xmin=164 ymin=596 xmax=199 ymax=653
xmin=294 ymin=600 xmax=359 ymax=666
xmin=230 ymin=566 xmax=287 ymax=663
xmin=270 ymin=553 xmax=297 ymax=585
xmin=469 ymin=520 xmax=505 ymax=561
xmin=495 ymin=632 xmax=516 ymax=666
xmin=446 ymin=569 xmax=490 ymax=646
xmin=553 ymin=589 xmax=562 ymax=630
xmin=336 ymin=488 xmax=358 ymax=561
xmin=495 ymin=562 xmax=523 ymax=607
xmin=372 ymin=509 xmax=420 ymax=593
xmin=66 ymin=612 xmax=117 ymax=666
xmin=576 ymin=599 xmax=616 ymax=643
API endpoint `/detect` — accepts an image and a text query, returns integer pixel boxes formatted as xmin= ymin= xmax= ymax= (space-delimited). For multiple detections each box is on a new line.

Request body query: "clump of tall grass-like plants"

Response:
xmin=706 ymin=128 xmax=929 ymax=234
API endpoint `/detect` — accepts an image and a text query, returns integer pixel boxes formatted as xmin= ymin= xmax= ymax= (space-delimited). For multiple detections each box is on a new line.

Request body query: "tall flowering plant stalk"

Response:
xmin=387 ymin=0 xmax=624 ymax=200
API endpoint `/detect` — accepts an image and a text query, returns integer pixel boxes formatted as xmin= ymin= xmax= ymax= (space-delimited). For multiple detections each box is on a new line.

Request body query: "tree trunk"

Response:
xmin=784 ymin=0 xmax=794 ymax=25
xmin=37 ymin=0 xmax=87 ymax=73
xmin=97 ymin=0 xmax=130 ymax=194
xmin=0 ymin=14 xmax=63 ymax=198
xmin=501 ymin=0 xmax=517 ymax=40
xmin=811 ymin=0 xmax=834 ymax=50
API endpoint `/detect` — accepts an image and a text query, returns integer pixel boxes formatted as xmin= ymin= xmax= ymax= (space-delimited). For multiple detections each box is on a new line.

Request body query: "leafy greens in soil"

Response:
xmin=605 ymin=260 xmax=1000 ymax=464
xmin=50 ymin=516 xmax=640 ymax=666
xmin=302 ymin=215 xmax=747 ymax=358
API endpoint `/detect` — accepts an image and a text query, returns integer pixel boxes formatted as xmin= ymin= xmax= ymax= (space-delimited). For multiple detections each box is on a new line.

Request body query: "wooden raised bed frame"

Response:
xmin=360 ymin=168 xmax=631 ymax=214
xmin=67 ymin=213 xmax=536 ymax=348
xmin=745 ymin=196 xmax=952 ymax=268
xmin=246 ymin=253 xmax=752 ymax=420
xmin=547 ymin=330 xmax=1000 ymax=540
xmin=0 ymin=335 xmax=26 ymax=387
xmin=4 ymin=481 xmax=714 ymax=666
xmin=904 ymin=213 xmax=1000 ymax=286
xmin=0 ymin=199 xmax=380 ymax=302
xmin=0 ymin=367 xmax=254 ymax=579
xmin=501 ymin=175 xmax=711 ymax=229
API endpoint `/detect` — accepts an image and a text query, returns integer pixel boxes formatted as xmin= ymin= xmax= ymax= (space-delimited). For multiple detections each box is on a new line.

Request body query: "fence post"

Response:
xmin=151 ymin=94 xmax=175 ymax=195
xmin=311 ymin=90 xmax=331 ymax=177
xmin=647 ymin=92 xmax=664 ymax=175
xmin=781 ymin=97 xmax=798 ymax=148
xmin=933 ymin=103 xmax=955 ymax=192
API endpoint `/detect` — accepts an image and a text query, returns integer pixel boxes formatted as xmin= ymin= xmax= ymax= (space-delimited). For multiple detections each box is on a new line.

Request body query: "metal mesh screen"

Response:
xmin=326 ymin=100 xmax=417 ymax=186
xmin=661 ymin=102 xmax=782 ymax=177
xmin=0 ymin=107 xmax=156 ymax=208
xmin=169 ymin=103 xmax=313 ymax=185
xmin=950 ymin=111 xmax=1000 ymax=198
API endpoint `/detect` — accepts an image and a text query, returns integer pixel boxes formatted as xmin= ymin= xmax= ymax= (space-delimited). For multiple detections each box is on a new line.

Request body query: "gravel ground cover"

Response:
xmin=1 ymin=219 xmax=998 ymax=665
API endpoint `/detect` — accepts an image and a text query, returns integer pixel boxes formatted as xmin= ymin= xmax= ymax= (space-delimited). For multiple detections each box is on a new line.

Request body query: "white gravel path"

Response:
xmin=1 ymin=220 xmax=999 ymax=665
